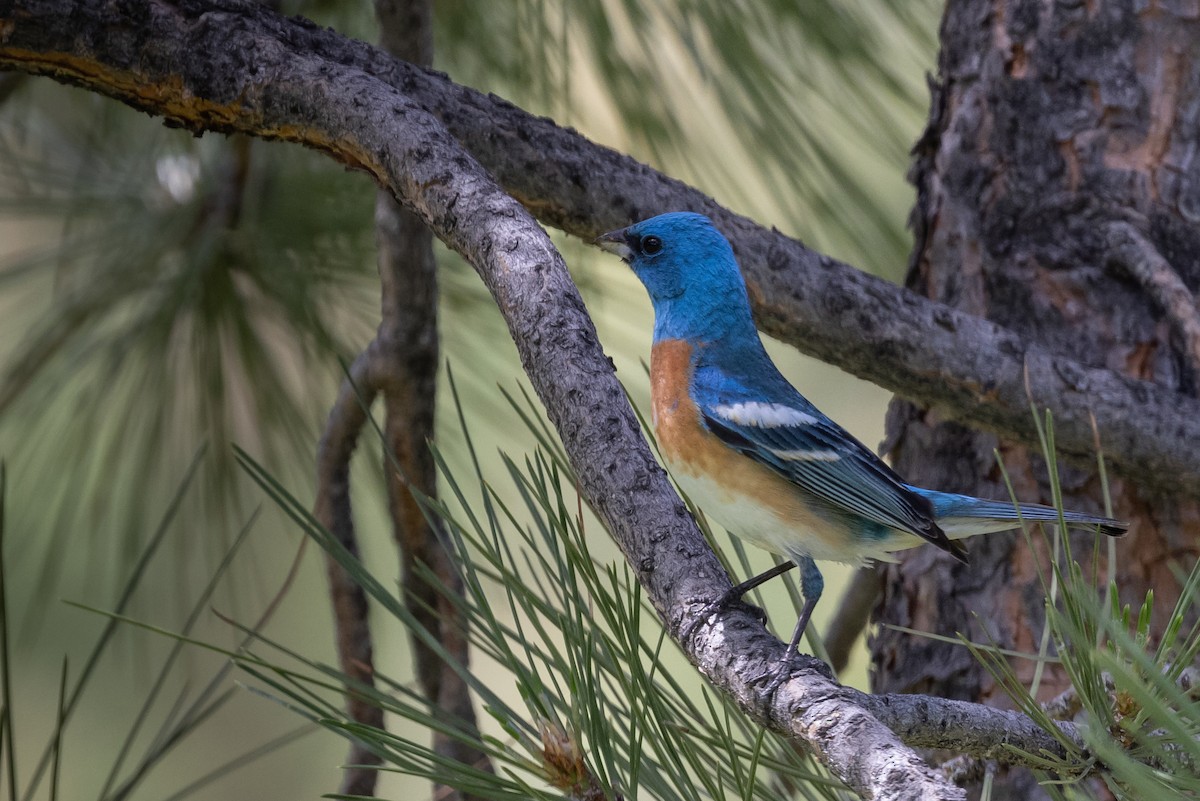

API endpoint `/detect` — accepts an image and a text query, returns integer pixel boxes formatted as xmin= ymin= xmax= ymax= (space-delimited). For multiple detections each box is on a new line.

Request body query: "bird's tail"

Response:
xmin=910 ymin=487 xmax=1128 ymax=540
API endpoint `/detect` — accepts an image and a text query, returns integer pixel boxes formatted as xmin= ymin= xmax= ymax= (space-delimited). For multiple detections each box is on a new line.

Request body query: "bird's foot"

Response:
xmin=752 ymin=650 xmax=802 ymax=702
xmin=681 ymin=590 xmax=767 ymax=644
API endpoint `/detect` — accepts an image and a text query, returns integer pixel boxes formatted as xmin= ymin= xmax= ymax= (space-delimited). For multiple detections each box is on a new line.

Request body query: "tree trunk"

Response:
xmin=877 ymin=2 xmax=1200 ymax=796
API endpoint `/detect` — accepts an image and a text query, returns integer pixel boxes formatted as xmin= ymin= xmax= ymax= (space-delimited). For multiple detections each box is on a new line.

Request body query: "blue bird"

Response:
xmin=596 ymin=212 xmax=1126 ymax=689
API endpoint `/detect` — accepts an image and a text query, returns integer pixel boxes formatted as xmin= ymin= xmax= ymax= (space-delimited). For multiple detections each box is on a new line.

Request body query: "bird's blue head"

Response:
xmin=596 ymin=212 xmax=756 ymax=344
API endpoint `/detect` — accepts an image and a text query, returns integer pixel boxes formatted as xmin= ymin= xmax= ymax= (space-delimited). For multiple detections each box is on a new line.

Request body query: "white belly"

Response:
xmin=666 ymin=458 xmax=907 ymax=566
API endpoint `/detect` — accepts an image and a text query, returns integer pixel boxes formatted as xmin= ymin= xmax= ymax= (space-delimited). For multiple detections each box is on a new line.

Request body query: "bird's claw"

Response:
xmin=681 ymin=594 xmax=768 ymax=644
xmin=751 ymin=651 xmax=801 ymax=702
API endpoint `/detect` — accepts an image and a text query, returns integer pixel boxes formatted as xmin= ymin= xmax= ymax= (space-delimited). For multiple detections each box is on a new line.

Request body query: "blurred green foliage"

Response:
xmin=438 ymin=0 xmax=938 ymax=273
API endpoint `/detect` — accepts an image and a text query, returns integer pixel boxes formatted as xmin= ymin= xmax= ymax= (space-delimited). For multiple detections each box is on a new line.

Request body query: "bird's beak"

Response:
xmin=594 ymin=227 xmax=634 ymax=261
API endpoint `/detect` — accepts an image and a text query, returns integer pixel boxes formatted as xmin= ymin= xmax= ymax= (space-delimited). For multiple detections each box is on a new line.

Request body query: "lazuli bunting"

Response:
xmin=596 ymin=212 xmax=1125 ymax=686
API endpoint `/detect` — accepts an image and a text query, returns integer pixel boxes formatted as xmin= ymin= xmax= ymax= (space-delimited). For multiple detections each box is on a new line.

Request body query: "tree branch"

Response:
xmin=856 ymin=692 xmax=1084 ymax=763
xmin=313 ymin=345 xmax=385 ymax=795
xmin=824 ymin=565 xmax=881 ymax=675
xmin=373 ymin=0 xmax=492 ymax=796
xmin=4 ymin=4 xmax=1197 ymax=499
xmin=0 ymin=1 xmax=1128 ymax=795
xmin=332 ymin=28 xmax=1200 ymax=500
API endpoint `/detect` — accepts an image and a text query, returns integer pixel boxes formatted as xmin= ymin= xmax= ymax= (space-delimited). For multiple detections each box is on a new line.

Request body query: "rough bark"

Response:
xmin=876 ymin=2 xmax=1200 ymax=798
xmin=1 ymin=0 xmax=1199 ymax=502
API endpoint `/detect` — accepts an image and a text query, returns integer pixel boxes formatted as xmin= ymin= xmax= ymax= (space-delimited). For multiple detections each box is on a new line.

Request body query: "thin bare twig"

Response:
xmin=313 ymin=345 xmax=385 ymax=795
xmin=823 ymin=565 xmax=882 ymax=675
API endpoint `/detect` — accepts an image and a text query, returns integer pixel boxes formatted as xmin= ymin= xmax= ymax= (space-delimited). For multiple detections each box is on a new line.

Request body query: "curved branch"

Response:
xmin=3 ymin=5 xmax=1197 ymax=499
xmin=313 ymin=345 xmax=384 ymax=795
xmin=0 ymin=1 xmax=1122 ymax=795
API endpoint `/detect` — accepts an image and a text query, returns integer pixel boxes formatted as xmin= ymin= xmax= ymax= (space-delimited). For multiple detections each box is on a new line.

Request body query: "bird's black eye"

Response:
xmin=641 ymin=235 xmax=663 ymax=255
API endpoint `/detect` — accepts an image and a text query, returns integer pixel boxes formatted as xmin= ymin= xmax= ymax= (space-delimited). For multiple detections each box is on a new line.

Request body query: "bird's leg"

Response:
xmin=756 ymin=557 xmax=823 ymax=698
xmin=682 ymin=560 xmax=796 ymax=643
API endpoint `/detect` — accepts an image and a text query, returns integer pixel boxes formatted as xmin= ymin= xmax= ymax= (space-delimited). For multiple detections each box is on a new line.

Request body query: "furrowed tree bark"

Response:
xmin=876 ymin=3 xmax=1200 ymax=798
xmin=0 ymin=1 xmax=1113 ymax=796
xmin=1 ymin=0 xmax=1199 ymax=502
xmin=374 ymin=0 xmax=490 ymax=797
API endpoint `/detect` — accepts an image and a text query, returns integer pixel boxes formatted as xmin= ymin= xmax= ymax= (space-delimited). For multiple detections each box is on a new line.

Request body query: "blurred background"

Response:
xmin=0 ymin=0 xmax=941 ymax=797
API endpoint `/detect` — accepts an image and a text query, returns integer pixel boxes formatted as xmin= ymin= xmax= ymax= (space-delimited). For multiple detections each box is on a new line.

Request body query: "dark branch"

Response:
xmin=313 ymin=346 xmax=384 ymax=794
xmin=373 ymin=0 xmax=491 ymax=794
xmin=356 ymin=34 xmax=1200 ymax=500
xmin=823 ymin=565 xmax=880 ymax=675
xmin=1106 ymin=220 xmax=1200 ymax=384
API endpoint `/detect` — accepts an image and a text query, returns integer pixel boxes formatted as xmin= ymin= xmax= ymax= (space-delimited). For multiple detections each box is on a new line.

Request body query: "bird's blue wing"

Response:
xmin=694 ymin=387 xmax=966 ymax=560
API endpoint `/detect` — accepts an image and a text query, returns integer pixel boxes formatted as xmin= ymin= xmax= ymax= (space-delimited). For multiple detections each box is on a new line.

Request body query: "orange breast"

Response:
xmin=650 ymin=339 xmax=865 ymax=562
xmin=650 ymin=339 xmax=707 ymax=467
xmin=651 ymin=338 xmax=777 ymax=482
